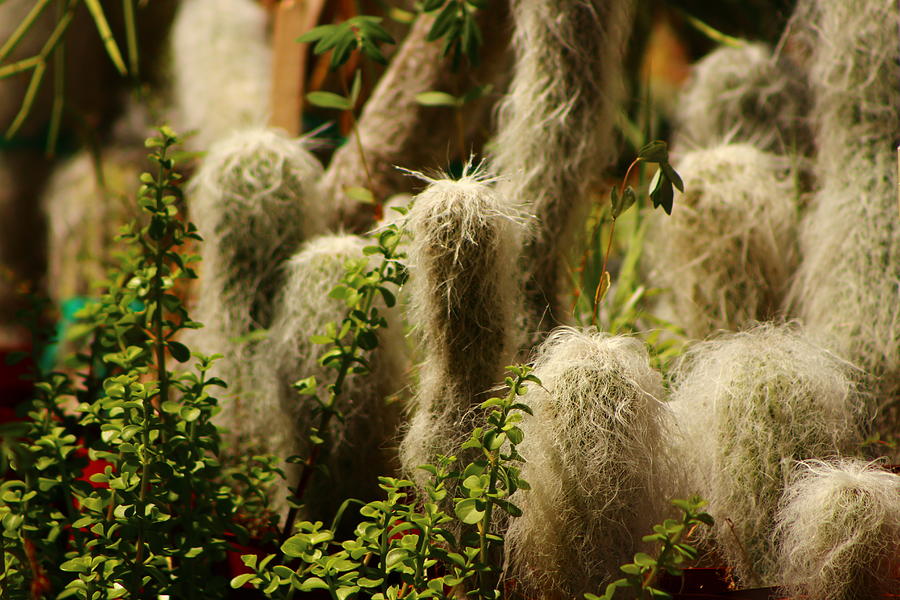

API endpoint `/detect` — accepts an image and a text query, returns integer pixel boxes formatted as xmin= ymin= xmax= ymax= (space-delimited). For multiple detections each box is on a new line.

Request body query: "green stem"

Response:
xmin=45 ymin=1 xmax=65 ymax=157
xmin=122 ymin=0 xmax=139 ymax=79
xmin=0 ymin=532 xmax=7 ymax=600
xmin=133 ymin=388 xmax=151 ymax=595
xmin=280 ymin=239 xmax=402 ymax=542
xmin=641 ymin=512 xmax=688 ymax=593
xmin=377 ymin=508 xmax=392 ymax=592
xmin=340 ymin=75 xmax=380 ymax=220
xmin=478 ymin=453 xmax=499 ymax=593
xmin=0 ymin=0 xmax=53 ymax=62
xmin=413 ymin=524 xmax=429 ymax=589
xmin=5 ymin=0 xmax=77 ymax=138
xmin=592 ymin=217 xmax=617 ymax=327
xmin=478 ymin=406 xmax=507 ymax=596
xmin=135 ymin=145 xmax=170 ymax=589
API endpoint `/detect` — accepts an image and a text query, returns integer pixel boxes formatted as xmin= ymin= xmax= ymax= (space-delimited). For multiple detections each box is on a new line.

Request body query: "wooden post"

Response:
xmin=269 ymin=0 xmax=325 ymax=135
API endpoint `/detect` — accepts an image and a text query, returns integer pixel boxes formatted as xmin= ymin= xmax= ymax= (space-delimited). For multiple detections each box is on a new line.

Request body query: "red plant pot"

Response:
xmin=0 ymin=345 xmax=35 ymax=417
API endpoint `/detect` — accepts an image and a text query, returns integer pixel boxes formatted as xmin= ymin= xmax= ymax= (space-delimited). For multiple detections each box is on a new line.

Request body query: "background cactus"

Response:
xmin=775 ymin=459 xmax=900 ymax=600
xmin=669 ymin=325 xmax=867 ymax=586
xmin=188 ymin=127 xmax=325 ymax=430
xmin=644 ymin=143 xmax=799 ymax=339
xmin=673 ymin=42 xmax=811 ymax=154
xmin=788 ymin=0 xmax=900 ymax=422
xmin=492 ymin=0 xmax=635 ymax=336
xmin=170 ymin=0 xmax=271 ymax=150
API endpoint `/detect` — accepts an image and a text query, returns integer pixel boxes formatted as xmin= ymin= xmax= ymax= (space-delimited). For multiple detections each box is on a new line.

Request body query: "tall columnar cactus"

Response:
xmin=42 ymin=149 xmax=141 ymax=305
xmin=399 ymin=169 xmax=524 ymax=477
xmin=492 ymin=0 xmax=634 ymax=336
xmin=674 ymin=43 xmax=811 ymax=154
xmin=506 ymin=328 xmax=671 ymax=599
xmin=645 ymin=143 xmax=799 ymax=339
xmin=170 ymin=0 xmax=271 ymax=150
xmin=789 ymin=0 xmax=900 ymax=414
xmin=775 ymin=459 xmax=900 ymax=600
xmin=669 ymin=325 xmax=866 ymax=586
xmin=189 ymin=128 xmax=325 ymax=426
xmin=253 ymin=234 xmax=406 ymax=518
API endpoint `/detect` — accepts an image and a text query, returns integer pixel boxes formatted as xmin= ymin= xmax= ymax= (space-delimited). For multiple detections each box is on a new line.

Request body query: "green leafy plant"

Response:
xmin=587 ymin=497 xmax=713 ymax=600
xmin=588 ymin=141 xmax=682 ymax=328
xmin=234 ymin=365 xmax=538 ymax=600
xmin=421 ymin=0 xmax=486 ymax=67
xmin=298 ymin=16 xmax=395 ymax=216
xmin=278 ymin=211 xmax=409 ymax=542
xmin=0 ymin=0 xmax=138 ymax=146
xmin=0 ymin=126 xmax=279 ymax=599
xmin=298 ymin=16 xmax=395 ymax=70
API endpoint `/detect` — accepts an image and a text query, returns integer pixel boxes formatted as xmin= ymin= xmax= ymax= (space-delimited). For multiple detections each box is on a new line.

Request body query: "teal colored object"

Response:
xmin=39 ymin=297 xmax=92 ymax=373
xmin=39 ymin=297 xmax=145 ymax=372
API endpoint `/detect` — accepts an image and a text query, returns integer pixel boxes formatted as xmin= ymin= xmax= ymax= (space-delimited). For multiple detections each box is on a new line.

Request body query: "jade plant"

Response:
xmin=234 ymin=365 xmax=539 ymax=600
xmin=0 ymin=127 xmax=277 ymax=599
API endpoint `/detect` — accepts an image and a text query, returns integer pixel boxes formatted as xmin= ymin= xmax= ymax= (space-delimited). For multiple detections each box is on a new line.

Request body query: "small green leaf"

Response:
xmin=345 ymin=186 xmax=375 ymax=204
xmin=148 ymin=215 xmax=166 ymax=240
xmin=593 ymin=270 xmax=611 ymax=305
xmin=454 ymin=498 xmax=484 ymax=524
xmin=461 ymin=84 xmax=492 ymax=103
xmin=349 ymin=70 xmax=362 ymax=105
xmin=60 ymin=557 xmax=90 ymax=573
xmin=506 ymin=425 xmax=524 ymax=445
xmin=611 ymin=185 xmax=637 ymax=219
xmin=307 ymin=91 xmax=353 ymax=111
xmin=491 ymin=497 xmax=522 ymax=517
xmin=168 ymin=340 xmax=190 ymax=362
xmin=299 ymin=577 xmax=330 ymax=592
xmin=695 ymin=513 xmax=714 ymax=526
xmin=637 ymin=140 xmax=669 ymax=164
xmin=293 ymin=376 xmax=318 ymax=395
xmin=389 ymin=7 xmax=416 ymax=23
xmin=297 ymin=24 xmax=338 ymax=44
xmin=230 ymin=573 xmax=256 ymax=589
xmin=415 ymin=90 xmax=460 ymax=107
xmin=427 ymin=2 xmax=458 ymax=42
xmin=662 ymin=162 xmax=684 ymax=193
xmin=356 ymin=330 xmax=379 ymax=351
xmin=336 ymin=586 xmax=360 ymax=600
xmin=633 ymin=552 xmax=656 ymax=568
xmin=648 ymin=168 xmax=675 ymax=215
xmin=281 ymin=535 xmax=309 ymax=557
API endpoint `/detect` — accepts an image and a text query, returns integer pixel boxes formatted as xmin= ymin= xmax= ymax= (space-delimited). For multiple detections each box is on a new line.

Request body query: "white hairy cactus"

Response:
xmin=645 ymin=143 xmax=799 ymax=339
xmin=789 ymin=0 xmax=900 ymax=412
xmin=170 ymin=0 xmax=271 ymax=149
xmin=776 ymin=459 xmax=900 ymax=600
xmin=399 ymin=168 xmax=524 ymax=478
xmin=492 ymin=0 xmax=635 ymax=333
xmin=506 ymin=327 xmax=671 ymax=598
xmin=188 ymin=128 xmax=325 ymax=430
xmin=669 ymin=324 xmax=867 ymax=586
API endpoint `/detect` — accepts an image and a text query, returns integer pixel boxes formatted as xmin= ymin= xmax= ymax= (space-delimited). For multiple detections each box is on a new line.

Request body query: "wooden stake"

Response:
xmin=269 ymin=0 xmax=325 ymax=135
